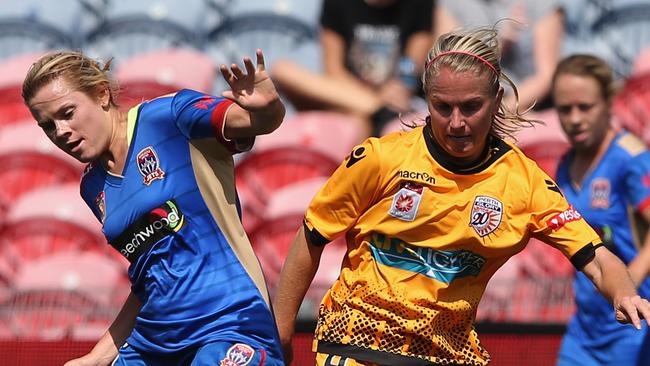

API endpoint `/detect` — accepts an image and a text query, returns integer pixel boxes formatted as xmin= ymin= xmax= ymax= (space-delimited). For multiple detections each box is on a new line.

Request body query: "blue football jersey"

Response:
xmin=79 ymin=89 xmax=282 ymax=359
xmin=556 ymin=131 xmax=650 ymax=346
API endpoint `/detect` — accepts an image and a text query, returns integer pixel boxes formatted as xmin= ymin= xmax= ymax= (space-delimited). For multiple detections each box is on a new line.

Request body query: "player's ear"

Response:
xmin=96 ymin=83 xmax=111 ymax=111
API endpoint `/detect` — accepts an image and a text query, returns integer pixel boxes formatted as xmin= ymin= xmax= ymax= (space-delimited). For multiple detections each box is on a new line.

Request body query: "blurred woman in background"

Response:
xmin=553 ymin=54 xmax=650 ymax=366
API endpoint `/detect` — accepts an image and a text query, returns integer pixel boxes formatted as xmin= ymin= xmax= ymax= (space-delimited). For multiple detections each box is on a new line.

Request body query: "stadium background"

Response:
xmin=2 ymin=0 xmax=650 ymax=365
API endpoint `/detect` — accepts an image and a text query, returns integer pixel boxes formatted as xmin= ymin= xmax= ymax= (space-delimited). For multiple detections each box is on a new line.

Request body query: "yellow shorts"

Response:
xmin=315 ymin=352 xmax=380 ymax=366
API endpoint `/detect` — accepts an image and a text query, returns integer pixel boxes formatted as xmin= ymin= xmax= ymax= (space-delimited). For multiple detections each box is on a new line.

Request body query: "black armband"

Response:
xmin=570 ymin=242 xmax=602 ymax=270
xmin=303 ymin=220 xmax=330 ymax=247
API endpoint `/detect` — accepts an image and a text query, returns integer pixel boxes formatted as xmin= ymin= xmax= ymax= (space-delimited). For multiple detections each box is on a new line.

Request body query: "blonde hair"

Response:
xmin=422 ymin=26 xmax=537 ymax=139
xmin=22 ymin=51 xmax=119 ymax=107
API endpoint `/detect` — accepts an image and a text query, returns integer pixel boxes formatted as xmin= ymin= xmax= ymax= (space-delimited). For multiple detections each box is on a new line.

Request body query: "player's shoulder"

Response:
xmin=340 ymin=128 xmax=420 ymax=173
xmin=501 ymin=139 xmax=549 ymax=174
xmin=613 ymin=131 xmax=648 ymax=158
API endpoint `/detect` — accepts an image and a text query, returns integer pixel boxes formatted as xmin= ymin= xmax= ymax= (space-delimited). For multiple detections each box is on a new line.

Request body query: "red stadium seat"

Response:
xmin=1 ymin=290 xmax=91 ymax=340
xmin=380 ymin=111 xmax=428 ymax=136
xmin=514 ymin=241 xmax=575 ymax=323
xmin=12 ymin=251 xmax=128 ymax=307
xmin=116 ymin=48 xmax=216 ymax=109
xmin=613 ymin=73 xmax=650 ymax=145
xmin=0 ymin=122 xmax=83 ymax=220
xmin=1 ymin=248 xmax=123 ymax=340
xmin=255 ymin=111 xmax=366 ymax=162
xmin=247 ymin=178 xmax=345 ymax=309
xmin=1 ymin=252 xmax=128 ymax=340
xmin=0 ymin=53 xmax=47 ymax=126
xmin=0 ymin=184 xmax=125 ymax=286
xmin=477 ymin=241 xmax=575 ymax=323
xmin=236 ymin=111 xmax=365 ymax=231
xmin=514 ymin=109 xmax=569 ymax=145
xmin=236 ymin=147 xmax=338 ymax=231
xmin=518 ymin=140 xmax=571 ymax=179
xmin=514 ymin=109 xmax=571 ymax=179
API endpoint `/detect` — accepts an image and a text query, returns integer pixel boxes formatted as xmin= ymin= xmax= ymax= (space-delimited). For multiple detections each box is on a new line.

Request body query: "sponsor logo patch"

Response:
xmin=591 ymin=179 xmax=610 ymax=208
xmin=469 ymin=196 xmax=503 ymax=237
xmin=389 ymin=181 xmax=424 ymax=221
xmin=136 ymin=146 xmax=165 ymax=185
xmin=220 ymin=343 xmax=255 ymax=366
xmin=111 ymin=200 xmax=185 ymax=262
xmin=370 ymin=234 xmax=486 ymax=284
xmin=547 ymin=205 xmax=582 ymax=231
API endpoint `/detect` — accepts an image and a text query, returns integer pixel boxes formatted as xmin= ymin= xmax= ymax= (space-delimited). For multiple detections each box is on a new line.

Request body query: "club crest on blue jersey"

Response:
xmin=136 ymin=146 xmax=165 ymax=185
xmin=95 ymin=191 xmax=106 ymax=223
xmin=389 ymin=181 xmax=424 ymax=221
xmin=590 ymin=178 xmax=611 ymax=208
xmin=220 ymin=343 xmax=255 ymax=366
xmin=470 ymin=196 xmax=503 ymax=237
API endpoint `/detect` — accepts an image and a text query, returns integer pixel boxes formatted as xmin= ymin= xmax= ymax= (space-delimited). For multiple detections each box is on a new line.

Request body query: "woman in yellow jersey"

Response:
xmin=273 ymin=27 xmax=650 ymax=366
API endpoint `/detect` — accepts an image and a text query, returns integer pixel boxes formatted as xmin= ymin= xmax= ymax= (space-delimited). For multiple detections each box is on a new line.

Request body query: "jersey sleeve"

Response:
xmin=79 ymin=163 xmax=104 ymax=224
xmin=170 ymin=89 xmax=253 ymax=153
xmin=527 ymin=164 xmax=602 ymax=269
xmin=624 ymin=151 xmax=650 ymax=212
xmin=304 ymin=138 xmax=383 ymax=245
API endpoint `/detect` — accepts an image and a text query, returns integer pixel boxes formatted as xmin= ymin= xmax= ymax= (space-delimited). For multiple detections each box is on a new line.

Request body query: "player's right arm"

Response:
xmin=273 ymin=227 xmax=325 ymax=365
xmin=64 ymin=292 xmax=142 ymax=366
xmin=273 ymin=139 xmax=383 ymax=364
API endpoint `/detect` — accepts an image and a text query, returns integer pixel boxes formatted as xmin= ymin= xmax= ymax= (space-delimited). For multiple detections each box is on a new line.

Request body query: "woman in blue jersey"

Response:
xmin=22 ymin=50 xmax=285 ymax=365
xmin=553 ymin=55 xmax=650 ymax=366
xmin=273 ymin=27 xmax=650 ymax=366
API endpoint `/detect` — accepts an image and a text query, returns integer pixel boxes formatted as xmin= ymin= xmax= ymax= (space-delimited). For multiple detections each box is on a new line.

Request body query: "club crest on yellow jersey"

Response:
xmin=469 ymin=196 xmax=503 ymax=237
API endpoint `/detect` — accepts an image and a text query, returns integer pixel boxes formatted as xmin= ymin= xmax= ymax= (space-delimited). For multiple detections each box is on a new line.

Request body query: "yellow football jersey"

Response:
xmin=304 ymin=125 xmax=601 ymax=366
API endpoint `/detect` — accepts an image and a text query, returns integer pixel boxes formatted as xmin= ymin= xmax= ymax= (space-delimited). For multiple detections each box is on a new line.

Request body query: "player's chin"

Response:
xmin=72 ymin=150 xmax=98 ymax=164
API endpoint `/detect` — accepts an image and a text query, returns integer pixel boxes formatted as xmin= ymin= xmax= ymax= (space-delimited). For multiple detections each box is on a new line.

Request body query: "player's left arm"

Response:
xmin=581 ymin=246 xmax=650 ymax=328
xmin=219 ymin=49 xmax=286 ymax=139
xmin=629 ymin=207 xmax=650 ymax=286
xmin=624 ymin=149 xmax=650 ymax=286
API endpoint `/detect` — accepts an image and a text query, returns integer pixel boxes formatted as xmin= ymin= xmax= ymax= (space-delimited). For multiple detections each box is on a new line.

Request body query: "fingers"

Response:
xmin=230 ymin=63 xmax=245 ymax=80
xmin=255 ymin=49 xmax=266 ymax=71
xmin=638 ymin=297 xmax=650 ymax=325
xmin=219 ymin=64 xmax=235 ymax=87
xmin=616 ymin=295 xmax=650 ymax=329
xmin=220 ymin=50 xmax=265 ymax=84
xmin=243 ymin=56 xmax=256 ymax=77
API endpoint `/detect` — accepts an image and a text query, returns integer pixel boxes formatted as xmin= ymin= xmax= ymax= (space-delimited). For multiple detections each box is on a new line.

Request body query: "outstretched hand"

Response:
xmin=220 ymin=49 xmax=281 ymax=112
xmin=614 ymin=295 xmax=650 ymax=329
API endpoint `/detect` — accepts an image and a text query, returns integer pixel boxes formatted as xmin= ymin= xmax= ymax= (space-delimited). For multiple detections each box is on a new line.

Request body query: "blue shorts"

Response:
xmin=113 ymin=341 xmax=282 ymax=366
xmin=557 ymin=328 xmax=649 ymax=366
